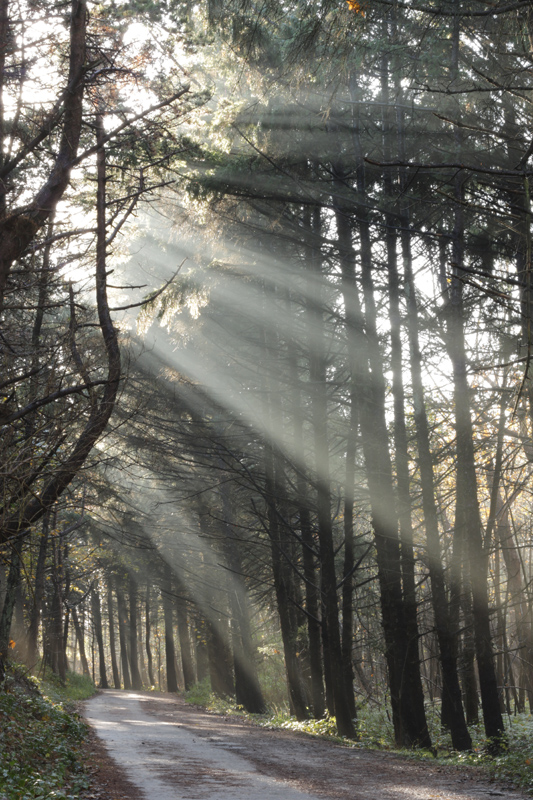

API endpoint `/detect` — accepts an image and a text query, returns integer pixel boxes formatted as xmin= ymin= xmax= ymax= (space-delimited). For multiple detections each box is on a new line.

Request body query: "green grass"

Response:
xmin=37 ymin=669 xmax=96 ymax=704
xmin=0 ymin=663 xmax=94 ymax=800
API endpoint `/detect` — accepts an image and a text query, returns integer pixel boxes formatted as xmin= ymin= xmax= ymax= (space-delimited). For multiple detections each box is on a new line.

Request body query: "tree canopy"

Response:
xmin=3 ymin=0 xmax=533 ymax=762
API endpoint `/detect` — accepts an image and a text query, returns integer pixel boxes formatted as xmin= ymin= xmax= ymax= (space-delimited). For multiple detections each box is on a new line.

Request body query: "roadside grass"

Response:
xmin=37 ymin=669 xmax=96 ymax=704
xmin=183 ymin=683 xmax=533 ymax=794
xmin=0 ymin=662 xmax=95 ymax=800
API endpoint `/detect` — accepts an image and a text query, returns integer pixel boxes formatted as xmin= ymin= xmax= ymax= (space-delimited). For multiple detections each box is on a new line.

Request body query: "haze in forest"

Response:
xmin=2 ymin=1 xmax=533 ymax=780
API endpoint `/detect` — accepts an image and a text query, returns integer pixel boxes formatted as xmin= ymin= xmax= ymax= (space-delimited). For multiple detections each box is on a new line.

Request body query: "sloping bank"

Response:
xmin=0 ymin=662 xmax=93 ymax=800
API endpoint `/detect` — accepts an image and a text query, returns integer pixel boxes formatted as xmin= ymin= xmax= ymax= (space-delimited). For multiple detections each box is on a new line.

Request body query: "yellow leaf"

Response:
xmin=346 ymin=0 xmax=366 ymax=14
xmin=8 ymin=639 xmax=15 ymax=649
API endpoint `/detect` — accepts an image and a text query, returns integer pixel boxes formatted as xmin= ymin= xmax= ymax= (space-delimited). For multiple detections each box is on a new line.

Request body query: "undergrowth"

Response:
xmin=0 ymin=662 xmax=95 ymax=800
xmin=37 ymin=669 xmax=96 ymax=704
xmin=183 ymin=681 xmax=533 ymax=794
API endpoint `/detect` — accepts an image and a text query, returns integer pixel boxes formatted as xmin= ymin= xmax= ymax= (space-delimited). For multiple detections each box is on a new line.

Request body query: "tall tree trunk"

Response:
xmin=193 ymin=614 xmax=209 ymax=683
xmin=286 ymin=309 xmax=325 ymax=719
xmin=71 ymin=605 xmax=90 ymax=676
xmin=447 ymin=166 xmax=504 ymax=744
xmin=176 ymin=584 xmax=195 ymax=690
xmin=347 ymin=89 xmax=430 ymax=745
xmin=304 ymin=203 xmax=356 ymax=738
xmin=379 ymin=47 xmax=430 ymax=749
xmin=145 ymin=583 xmax=155 ymax=687
xmin=162 ymin=562 xmax=179 ymax=692
xmin=333 ymin=98 xmax=430 ymax=744
xmin=198 ymin=514 xmax=234 ymax=697
xmin=206 ymin=610 xmax=234 ymax=697
xmin=49 ymin=537 xmax=66 ymax=682
xmin=0 ymin=547 xmax=21 ymax=657
xmin=27 ymin=512 xmax=50 ymax=670
xmin=115 ymin=575 xmax=132 ymax=690
xmin=106 ymin=581 xmax=120 ymax=688
xmin=92 ymin=586 xmax=109 ymax=689
xmin=259 ymin=283 xmax=309 ymax=719
xmin=128 ymin=573 xmax=142 ymax=690
xmin=220 ymin=480 xmax=266 ymax=713
xmin=445 ymin=10 xmax=503 ymax=745
xmin=403 ymin=239 xmax=472 ymax=749
xmin=397 ymin=140 xmax=472 ymax=748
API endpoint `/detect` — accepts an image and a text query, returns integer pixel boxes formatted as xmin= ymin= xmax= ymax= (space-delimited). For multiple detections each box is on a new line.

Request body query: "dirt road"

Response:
xmin=84 ymin=690 xmax=527 ymax=800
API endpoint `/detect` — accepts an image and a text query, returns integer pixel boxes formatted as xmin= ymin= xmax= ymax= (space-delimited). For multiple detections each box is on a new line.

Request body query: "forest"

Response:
xmin=2 ymin=0 xmax=533 ymax=769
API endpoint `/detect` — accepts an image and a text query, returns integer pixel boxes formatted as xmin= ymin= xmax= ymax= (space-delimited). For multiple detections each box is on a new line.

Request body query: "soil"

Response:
xmin=82 ymin=690 xmax=528 ymax=800
xmin=80 ymin=725 xmax=142 ymax=800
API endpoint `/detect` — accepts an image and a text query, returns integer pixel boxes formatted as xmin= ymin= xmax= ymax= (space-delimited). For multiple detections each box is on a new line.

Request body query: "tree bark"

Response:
xmin=128 ymin=572 xmax=143 ymax=690
xmin=26 ymin=513 xmax=50 ymax=671
xmin=304 ymin=203 xmax=356 ymax=738
xmin=286 ymin=303 xmax=325 ymax=718
xmin=348 ymin=99 xmax=430 ymax=745
xmin=162 ymin=562 xmax=179 ymax=692
xmin=115 ymin=575 xmax=132 ymax=690
xmin=0 ymin=0 xmax=87 ymax=306
xmin=71 ymin=605 xmax=90 ymax=677
xmin=92 ymin=586 xmax=109 ymax=689
xmin=0 ymin=547 xmax=20 ymax=657
xmin=145 ymin=583 xmax=155 ymax=687
xmin=0 ymin=104 xmax=121 ymax=547
xmin=220 ymin=480 xmax=266 ymax=713
xmin=176 ymin=583 xmax=195 ymax=690
xmin=107 ymin=581 xmax=121 ymax=689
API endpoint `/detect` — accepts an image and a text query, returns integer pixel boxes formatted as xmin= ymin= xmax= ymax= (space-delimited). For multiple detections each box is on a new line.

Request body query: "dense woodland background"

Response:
xmin=2 ymin=0 xmax=533 ymax=753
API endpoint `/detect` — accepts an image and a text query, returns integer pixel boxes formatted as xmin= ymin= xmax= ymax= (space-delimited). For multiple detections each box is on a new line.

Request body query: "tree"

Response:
xmin=0 ymin=0 xmax=193 ymax=664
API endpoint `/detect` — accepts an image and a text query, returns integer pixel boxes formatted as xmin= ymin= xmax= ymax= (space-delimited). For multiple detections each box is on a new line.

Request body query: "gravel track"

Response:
xmin=84 ymin=690 xmax=528 ymax=800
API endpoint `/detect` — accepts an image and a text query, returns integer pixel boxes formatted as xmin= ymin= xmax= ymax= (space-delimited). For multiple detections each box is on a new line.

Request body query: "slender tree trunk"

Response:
xmin=259 ymin=283 xmax=309 ymax=719
xmin=447 ymin=179 xmax=504 ymax=744
xmin=92 ymin=586 xmax=109 ymax=689
xmin=350 ymin=107 xmax=430 ymax=746
xmin=399 ymin=172 xmax=471 ymax=749
xmin=0 ymin=547 xmax=21 ymax=657
xmin=445 ymin=11 xmax=504 ymax=745
xmin=194 ymin=614 xmax=209 ymax=683
xmin=304 ymin=204 xmax=356 ymax=738
xmin=378 ymin=49 xmax=430 ymax=748
xmin=176 ymin=585 xmax=195 ymax=690
xmin=115 ymin=575 xmax=132 ymax=690
xmin=220 ymin=481 xmax=266 ymax=712
xmin=145 ymin=583 xmax=155 ymax=687
xmin=333 ymin=99 xmax=429 ymax=744
xmin=27 ymin=512 xmax=50 ymax=670
xmin=286 ymin=292 xmax=325 ymax=719
xmin=162 ymin=562 xmax=179 ymax=692
xmin=128 ymin=573 xmax=142 ymax=690
xmin=107 ymin=581 xmax=120 ymax=688
xmin=71 ymin=605 xmax=90 ymax=676
xmin=206 ymin=610 xmax=234 ymax=697
xmin=197 ymin=514 xmax=234 ymax=697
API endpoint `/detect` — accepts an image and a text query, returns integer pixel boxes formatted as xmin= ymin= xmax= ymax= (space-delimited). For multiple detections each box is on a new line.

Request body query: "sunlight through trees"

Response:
xmin=3 ymin=0 xmax=533 ymax=763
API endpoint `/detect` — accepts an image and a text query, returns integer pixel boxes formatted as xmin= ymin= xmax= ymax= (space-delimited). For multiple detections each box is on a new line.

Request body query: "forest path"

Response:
xmin=84 ymin=690 xmax=525 ymax=800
